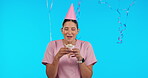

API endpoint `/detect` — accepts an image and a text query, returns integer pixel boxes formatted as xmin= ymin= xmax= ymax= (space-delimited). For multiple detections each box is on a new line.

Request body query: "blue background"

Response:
xmin=1 ymin=0 xmax=148 ymax=78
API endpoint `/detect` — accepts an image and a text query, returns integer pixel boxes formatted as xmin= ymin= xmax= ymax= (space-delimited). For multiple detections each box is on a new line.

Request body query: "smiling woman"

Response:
xmin=61 ymin=20 xmax=79 ymax=44
xmin=42 ymin=4 xmax=97 ymax=78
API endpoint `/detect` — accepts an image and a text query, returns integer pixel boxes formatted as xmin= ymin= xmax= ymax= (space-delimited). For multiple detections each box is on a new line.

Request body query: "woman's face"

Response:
xmin=62 ymin=21 xmax=79 ymax=42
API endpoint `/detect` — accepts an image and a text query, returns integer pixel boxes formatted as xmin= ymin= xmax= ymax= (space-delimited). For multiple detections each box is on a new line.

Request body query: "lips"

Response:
xmin=67 ymin=36 xmax=73 ymax=38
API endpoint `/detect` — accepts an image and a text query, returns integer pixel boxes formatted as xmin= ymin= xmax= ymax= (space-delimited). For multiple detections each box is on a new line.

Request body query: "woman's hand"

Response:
xmin=55 ymin=47 xmax=70 ymax=60
xmin=70 ymin=48 xmax=83 ymax=61
xmin=55 ymin=47 xmax=83 ymax=61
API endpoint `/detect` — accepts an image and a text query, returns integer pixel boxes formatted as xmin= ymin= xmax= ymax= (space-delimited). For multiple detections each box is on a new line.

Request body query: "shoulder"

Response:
xmin=77 ymin=40 xmax=92 ymax=47
xmin=77 ymin=40 xmax=91 ymax=44
xmin=47 ymin=39 xmax=62 ymax=47
xmin=48 ymin=39 xmax=62 ymax=44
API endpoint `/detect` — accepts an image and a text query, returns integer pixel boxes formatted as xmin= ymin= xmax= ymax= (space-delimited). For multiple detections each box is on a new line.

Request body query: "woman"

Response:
xmin=42 ymin=4 xmax=97 ymax=78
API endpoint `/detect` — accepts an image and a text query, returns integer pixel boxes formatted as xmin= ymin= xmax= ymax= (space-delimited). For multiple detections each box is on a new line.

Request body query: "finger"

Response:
xmin=72 ymin=49 xmax=79 ymax=51
xmin=66 ymin=48 xmax=74 ymax=53
xmin=61 ymin=51 xmax=69 ymax=54
xmin=67 ymin=48 xmax=72 ymax=51
xmin=67 ymin=50 xmax=74 ymax=53
xmin=61 ymin=47 xmax=69 ymax=50
xmin=61 ymin=48 xmax=69 ymax=52
xmin=71 ymin=50 xmax=78 ymax=53
xmin=60 ymin=47 xmax=66 ymax=49
xmin=72 ymin=48 xmax=79 ymax=50
xmin=74 ymin=52 xmax=79 ymax=54
xmin=74 ymin=52 xmax=79 ymax=55
xmin=69 ymin=52 xmax=74 ymax=55
xmin=68 ymin=53 xmax=76 ymax=57
xmin=70 ymin=53 xmax=76 ymax=57
xmin=71 ymin=55 xmax=76 ymax=57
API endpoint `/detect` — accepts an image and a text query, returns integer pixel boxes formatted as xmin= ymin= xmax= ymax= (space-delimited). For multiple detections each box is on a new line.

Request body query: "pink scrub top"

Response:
xmin=42 ymin=39 xmax=97 ymax=78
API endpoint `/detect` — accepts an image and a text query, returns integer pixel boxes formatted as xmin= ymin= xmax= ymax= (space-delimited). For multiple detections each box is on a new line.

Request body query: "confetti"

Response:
xmin=98 ymin=0 xmax=136 ymax=44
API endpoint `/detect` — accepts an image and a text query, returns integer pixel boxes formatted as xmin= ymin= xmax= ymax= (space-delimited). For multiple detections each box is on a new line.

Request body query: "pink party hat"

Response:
xmin=65 ymin=4 xmax=76 ymax=20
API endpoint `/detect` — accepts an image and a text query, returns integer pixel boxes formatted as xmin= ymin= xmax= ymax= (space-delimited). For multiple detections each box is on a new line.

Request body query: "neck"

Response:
xmin=63 ymin=39 xmax=76 ymax=45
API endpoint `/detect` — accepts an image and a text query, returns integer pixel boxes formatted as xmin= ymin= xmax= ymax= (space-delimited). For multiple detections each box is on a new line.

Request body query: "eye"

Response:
xmin=64 ymin=28 xmax=68 ymax=31
xmin=71 ymin=27 xmax=76 ymax=31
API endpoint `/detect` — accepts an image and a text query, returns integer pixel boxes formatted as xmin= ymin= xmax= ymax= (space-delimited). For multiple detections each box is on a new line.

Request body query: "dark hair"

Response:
xmin=62 ymin=19 xmax=78 ymax=29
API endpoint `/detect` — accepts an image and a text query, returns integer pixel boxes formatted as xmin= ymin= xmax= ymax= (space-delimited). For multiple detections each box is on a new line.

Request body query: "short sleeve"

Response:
xmin=85 ymin=42 xmax=97 ymax=66
xmin=42 ymin=42 xmax=54 ymax=65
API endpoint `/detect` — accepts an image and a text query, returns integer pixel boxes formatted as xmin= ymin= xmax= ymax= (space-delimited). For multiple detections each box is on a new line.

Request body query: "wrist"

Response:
xmin=77 ymin=57 xmax=83 ymax=61
xmin=77 ymin=57 xmax=85 ymax=63
xmin=54 ymin=55 xmax=60 ymax=61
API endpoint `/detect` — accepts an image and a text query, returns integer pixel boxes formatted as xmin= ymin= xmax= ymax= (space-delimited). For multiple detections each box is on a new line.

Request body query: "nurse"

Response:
xmin=42 ymin=4 xmax=97 ymax=78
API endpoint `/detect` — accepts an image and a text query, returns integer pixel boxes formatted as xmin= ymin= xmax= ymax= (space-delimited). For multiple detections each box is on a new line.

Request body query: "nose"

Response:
xmin=67 ymin=30 xmax=72 ymax=35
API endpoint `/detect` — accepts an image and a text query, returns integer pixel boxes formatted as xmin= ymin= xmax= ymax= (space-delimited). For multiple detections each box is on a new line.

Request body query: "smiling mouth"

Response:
xmin=67 ymin=36 xmax=73 ymax=39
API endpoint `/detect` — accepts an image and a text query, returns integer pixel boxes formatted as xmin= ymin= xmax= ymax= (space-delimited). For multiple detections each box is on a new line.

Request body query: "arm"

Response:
xmin=79 ymin=63 xmax=93 ymax=78
xmin=78 ymin=42 xmax=96 ymax=78
xmin=46 ymin=57 xmax=59 ymax=78
xmin=70 ymin=48 xmax=94 ymax=78
xmin=46 ymin=47 xmax=69 ymax=78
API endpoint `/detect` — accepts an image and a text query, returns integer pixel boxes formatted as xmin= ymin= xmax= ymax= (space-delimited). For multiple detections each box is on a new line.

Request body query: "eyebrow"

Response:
xmin=64 ymin=26 xmax=76 ymax=28
xmin=71 ymin=27 xmax=76 ymax=29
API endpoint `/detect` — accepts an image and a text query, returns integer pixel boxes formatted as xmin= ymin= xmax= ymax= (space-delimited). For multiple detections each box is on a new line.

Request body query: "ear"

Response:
xmin=77 ymin=29 xmax=80 ymax=33
xmin=61 ymin=28 xmax=63 ymax=32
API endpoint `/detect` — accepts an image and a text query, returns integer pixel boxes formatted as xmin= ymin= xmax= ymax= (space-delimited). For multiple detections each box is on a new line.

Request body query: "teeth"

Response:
xmin=67 ymin=36 xmax=72 ymax=37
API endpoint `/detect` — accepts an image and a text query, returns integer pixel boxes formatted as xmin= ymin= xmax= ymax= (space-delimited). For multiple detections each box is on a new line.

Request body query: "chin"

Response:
xmin=67 ymin=40 xmax=73 ymax=42
xmin=65 ymin=39 xmax=73 ymax=42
